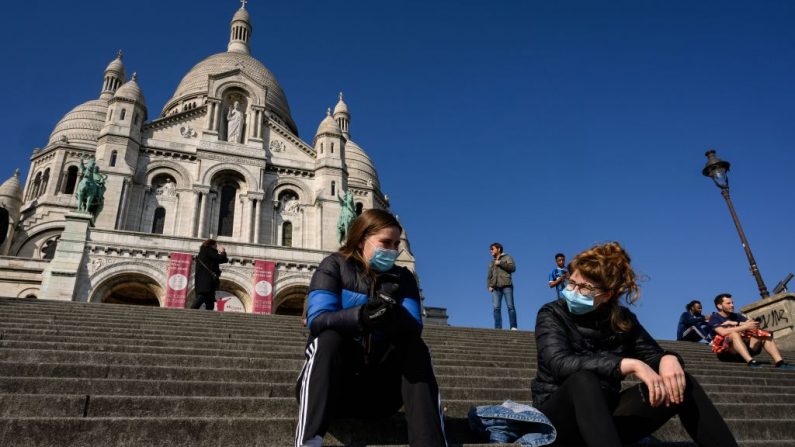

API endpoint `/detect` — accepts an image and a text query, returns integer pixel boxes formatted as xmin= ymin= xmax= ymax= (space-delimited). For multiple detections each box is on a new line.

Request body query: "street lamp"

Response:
xmin=702 ymin=149 xmax=769 ymax=299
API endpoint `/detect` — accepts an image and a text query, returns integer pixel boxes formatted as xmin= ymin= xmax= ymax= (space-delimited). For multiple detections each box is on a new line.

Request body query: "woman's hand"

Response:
xmin=621 ymin=358 xmax=666 ymax=407
xmin=659 ymin=355 xmax=686 ymax=406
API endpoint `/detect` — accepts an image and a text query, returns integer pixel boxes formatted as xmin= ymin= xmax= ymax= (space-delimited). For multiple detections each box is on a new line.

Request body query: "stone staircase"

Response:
xmin=0 ymin=298 xmax=793 ymax=446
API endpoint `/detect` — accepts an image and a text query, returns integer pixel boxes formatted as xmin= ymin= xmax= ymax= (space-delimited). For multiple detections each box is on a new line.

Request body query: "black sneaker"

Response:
xmin=775 ymin=361 xmax=795 ymax=370
xmin=748 ymin=360 xmax=763 ymax=368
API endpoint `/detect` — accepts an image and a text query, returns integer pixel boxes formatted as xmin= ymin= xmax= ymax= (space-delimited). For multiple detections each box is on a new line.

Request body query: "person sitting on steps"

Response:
xmin=708 ymin=293 xmax=795 ymax=369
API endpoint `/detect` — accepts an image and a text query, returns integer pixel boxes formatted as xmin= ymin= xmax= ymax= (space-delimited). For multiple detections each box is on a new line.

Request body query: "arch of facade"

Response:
xmin=143 ymin=160 xmax=192 ymax=188
xmin=211 ymin=80 xmax=264 ymax=106
xmin=202 ymin=163 xmax=258 ymax=190
xmin=16 ymin=287 xmax=40 ymax=299
xmin=273 ymin=273 xmax=312 ymax=316
xmin=268 ymin=177 xmax=315 ymax=205
xmin=11 ymin=223 xmax=64 ymax=258
xmin=185 ymin=274 xmax=251 ymax=312
xmin=89 ymin=269 xmax=164 ymax=307
xmin=87 ymin=260 xmax=167 ymax=304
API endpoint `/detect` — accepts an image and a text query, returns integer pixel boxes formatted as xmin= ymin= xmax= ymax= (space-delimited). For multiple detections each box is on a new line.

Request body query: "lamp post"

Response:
xmin=701 ymin=149 xmax=769 ymax=299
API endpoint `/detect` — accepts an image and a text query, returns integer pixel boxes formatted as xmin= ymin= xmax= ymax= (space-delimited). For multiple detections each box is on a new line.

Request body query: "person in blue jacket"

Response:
xmin=676 ymin=300 xmax=713 ymax=342
xmin=294 ymin=209 xmax=447 ymax=447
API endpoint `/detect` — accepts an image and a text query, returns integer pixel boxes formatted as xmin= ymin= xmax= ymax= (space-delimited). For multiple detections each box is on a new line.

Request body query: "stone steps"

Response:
xmin=0 ymin=297 xmax=793 ymax=446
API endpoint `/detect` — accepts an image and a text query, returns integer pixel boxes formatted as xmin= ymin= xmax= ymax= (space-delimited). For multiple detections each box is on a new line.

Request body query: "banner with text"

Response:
xmin=165 ymin=252 xmax=193 ymax=308
xmin=252 ymin=260 xmax=276 ymax=314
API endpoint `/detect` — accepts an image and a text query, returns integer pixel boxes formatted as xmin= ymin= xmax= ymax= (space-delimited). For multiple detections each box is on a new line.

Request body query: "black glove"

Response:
xmin=360 ymin=278 xmax=401 ymax=330
xmin=360 ymin=299 xmax=393 ymax=330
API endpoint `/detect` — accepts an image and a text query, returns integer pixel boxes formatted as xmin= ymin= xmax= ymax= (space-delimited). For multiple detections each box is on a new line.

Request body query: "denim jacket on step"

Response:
xmin=468 ymin=400 xmax=556 ymax=446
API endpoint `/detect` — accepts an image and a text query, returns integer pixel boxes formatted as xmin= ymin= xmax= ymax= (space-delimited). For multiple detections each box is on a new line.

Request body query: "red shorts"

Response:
xmin=711 ymin=328 xmax=771 ymax=354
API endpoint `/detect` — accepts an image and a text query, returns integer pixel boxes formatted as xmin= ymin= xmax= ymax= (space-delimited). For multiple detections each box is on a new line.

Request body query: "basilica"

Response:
xmin=0 ymin=4 xmax=445 ymax=321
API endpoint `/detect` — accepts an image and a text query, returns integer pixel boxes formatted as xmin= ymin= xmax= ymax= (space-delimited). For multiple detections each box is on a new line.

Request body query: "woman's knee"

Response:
xmin=563 ymin=370 xmax=602 ymax=392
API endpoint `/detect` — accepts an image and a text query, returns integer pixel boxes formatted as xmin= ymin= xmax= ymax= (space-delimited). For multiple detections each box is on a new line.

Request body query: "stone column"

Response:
xmin=213 ymin=102 xmax=222 ymax=133
xmin=173 ymin=192 xmax=181 ymax=235
xmin=114 ymin=178 xmax=130 ymax=230
xmin=253 ymin=199 xmax=261 ymax=244
xmin=192 ymin=190 xmax=202 ymax=237
xmin=205 ymin=99 xmax=220 ymax=132
xmin=138 ymin=186 xmax=152 ymax=232
xmin=197 ymin=191 xmax=208 ymax=239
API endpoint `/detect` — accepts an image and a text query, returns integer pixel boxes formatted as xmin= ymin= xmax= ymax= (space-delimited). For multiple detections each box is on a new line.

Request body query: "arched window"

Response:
xmin=217 ymin=184 xmax=237 ymax=237
xmin=331 ymin=181 xmax=336 ymax=197
xmin=120 ymin=108 xmax=126 ymax=120
xmin=282 ymin=221 xmax=293 ymax=247
xmin=355 ymin=202 xmax=364 ymax=216
xmin=109 ymin=151 xmax=117 ymax=167
xmin=41 ymin=236 xmax=59 ymax=260
xmin=30 ymin=172 xmax=42 ymax=199
xmin=63 ymin=166 xmax=79 ymax=194
xmin=134 ymin=113 xmax=139 ymax=125
xmin=108 ymin=109 xmax=113 ymax=122
xmin=330 ymin=142 xmax=334 ymax=154
xmin=40 ymin=169 xmax=50 ymax=197
xmin=151 ymin=207 xmax=166 ymax=234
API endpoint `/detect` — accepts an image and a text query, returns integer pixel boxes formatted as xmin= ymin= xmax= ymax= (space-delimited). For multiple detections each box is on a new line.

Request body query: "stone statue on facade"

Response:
xmin=75 ymin=158 xmax=107 ymax=217
xmin=156 ymin=178 xmax=176 ymax=197
xmin=337 ymin=190 xmax=356 ymax=245
xmin=226 ymin=101 xmax=243 ymax=143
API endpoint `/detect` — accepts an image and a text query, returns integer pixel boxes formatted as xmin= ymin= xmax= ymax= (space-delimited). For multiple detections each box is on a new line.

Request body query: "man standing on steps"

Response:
xmin=709 ymin=293 xmax=795 ymax=369
xmin=192 ymin=239 xmax=228 ymax=310
xmin=487 ymin=242 xmax=517 ymax=330
xmin=547 ymin=252 xmax=568 ymax=299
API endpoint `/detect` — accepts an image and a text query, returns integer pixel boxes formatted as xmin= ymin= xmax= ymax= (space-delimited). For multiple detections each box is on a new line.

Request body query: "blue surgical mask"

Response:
xmin=561 ymin=288 xmax=595 ymax=315
xmin=367 ymin=240 xmax=399 ymax=272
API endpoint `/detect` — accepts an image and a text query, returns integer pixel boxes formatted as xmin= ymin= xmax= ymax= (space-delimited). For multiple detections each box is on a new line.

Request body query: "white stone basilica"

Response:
xmin=0 ymin=4 xmax=437 ymax=319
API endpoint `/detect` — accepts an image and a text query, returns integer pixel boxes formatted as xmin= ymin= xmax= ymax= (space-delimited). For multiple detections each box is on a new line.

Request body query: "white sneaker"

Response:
xmin=510 ymin=327 xmax=518 ymax=331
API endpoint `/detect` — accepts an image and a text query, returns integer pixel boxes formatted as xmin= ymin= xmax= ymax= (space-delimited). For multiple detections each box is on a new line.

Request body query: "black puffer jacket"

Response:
xmin=306 ymin=253 xmax=423 ymax=353
xmin=531 ymin=299 xmax=679 ymax=407
xmin=194 ymin=245 xmax=228 ymax=295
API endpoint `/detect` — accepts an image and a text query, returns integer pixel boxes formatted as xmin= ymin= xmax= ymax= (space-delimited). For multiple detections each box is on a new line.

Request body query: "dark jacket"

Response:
xmin=676 ymin=311 xmax=708 ymax=340
xmin=194 ymin=245 xmax=228 ymax=295
xmin=531 ymin=299 xmax=680 ymax=407
xmin=305 ymin=252 xmax=423 ymax=353
xmin=487 ymin=253 xmax=516 ymax=288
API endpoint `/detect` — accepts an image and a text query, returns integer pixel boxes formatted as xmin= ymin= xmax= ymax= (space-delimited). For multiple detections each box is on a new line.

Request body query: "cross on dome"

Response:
xmin=240 ymin=0 xmax=248 ymax=9
xmin=117 ymin=49 xmax=123 ymax=59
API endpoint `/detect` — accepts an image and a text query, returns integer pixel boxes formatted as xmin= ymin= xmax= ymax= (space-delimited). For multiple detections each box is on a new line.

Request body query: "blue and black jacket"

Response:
xmin=306 ymin=252 xmax=423 ymax=348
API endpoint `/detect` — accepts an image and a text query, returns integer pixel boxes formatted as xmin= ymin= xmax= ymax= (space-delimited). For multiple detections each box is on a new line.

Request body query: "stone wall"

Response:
xmin=742 ymin=293 xmax=795 ymax=350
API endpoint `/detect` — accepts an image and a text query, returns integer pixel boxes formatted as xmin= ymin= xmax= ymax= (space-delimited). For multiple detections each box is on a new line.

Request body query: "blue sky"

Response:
xmin=2 ymin=1 xmax=794 ymax=340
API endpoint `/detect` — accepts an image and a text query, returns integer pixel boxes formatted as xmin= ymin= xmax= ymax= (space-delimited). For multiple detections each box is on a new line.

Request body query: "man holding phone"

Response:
xmin=709 ymin=293 xmax=794 ymax=369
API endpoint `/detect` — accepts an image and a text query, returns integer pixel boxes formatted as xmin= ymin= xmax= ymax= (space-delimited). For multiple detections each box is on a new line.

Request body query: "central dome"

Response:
xmin=163 ymin=52 xmax=297 ymax=134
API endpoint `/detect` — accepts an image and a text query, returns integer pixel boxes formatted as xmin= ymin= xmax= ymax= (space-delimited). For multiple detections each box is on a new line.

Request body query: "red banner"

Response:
xmin=252 ymin=260 xmax=276 ymax=314
xmin=164 ymin=252 xmax=193 ymax=308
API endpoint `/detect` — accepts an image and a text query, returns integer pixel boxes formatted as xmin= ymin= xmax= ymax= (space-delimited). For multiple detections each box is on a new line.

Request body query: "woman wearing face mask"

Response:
xmin=294 ymin=209 xmax=447 ymax=447
xmin=532 ymin=242 xmax=737 ymax=447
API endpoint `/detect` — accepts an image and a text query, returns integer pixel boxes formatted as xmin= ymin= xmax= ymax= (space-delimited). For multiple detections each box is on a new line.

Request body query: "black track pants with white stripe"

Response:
xmin=294 ymin=329 xmax=448 ymax=447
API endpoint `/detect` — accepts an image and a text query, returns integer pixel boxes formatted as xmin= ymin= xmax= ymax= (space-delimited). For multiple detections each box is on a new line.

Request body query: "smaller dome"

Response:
xmin=49 ymin=99 xmax=109 ymax=147
xmin=333 ymin=92 xmax=349 ymax=115
xmin=315 ymin=108 xmax=341 ymax=137
xmin=0 ymin=169 xmax=23 ymax=203
xmin=345 ymin=140 xmax=380 ymax=189
xmin=232 ymin=7 xmax=251 ymax=23
xmin=114 ymin=74 xmax=145 ymax=106
xmin=105 ymin=50 xmax=125 ymax=76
